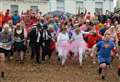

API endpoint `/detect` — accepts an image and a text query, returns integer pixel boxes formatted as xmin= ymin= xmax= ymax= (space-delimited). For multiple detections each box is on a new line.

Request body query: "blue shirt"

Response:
xmin=12 ymin=15 xmax=20 ymax=25
xmin=99 ymin=28 xmax=106 ymax=36
xmin=96 ymin=40 xmax=115 ymax=58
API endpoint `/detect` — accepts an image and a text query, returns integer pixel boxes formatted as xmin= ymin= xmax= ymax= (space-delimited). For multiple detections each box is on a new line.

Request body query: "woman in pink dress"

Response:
xmin=71 ymin=26 xmax=88 ymax=67
xmin=57 ymin=25 xmax=70 ymax=66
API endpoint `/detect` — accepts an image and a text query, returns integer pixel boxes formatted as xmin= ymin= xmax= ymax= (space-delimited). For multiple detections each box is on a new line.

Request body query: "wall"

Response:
xmin=0 ymin=0 xmax=49 ymax=15
xmin=0 ymin=0 xmax=114 ymax=15
xmin=116 ymin=0 xmax=120 ymax=8
xmin=49 ymin=0 xmax=57 ymax=12
xmin=103 ymin=0 xmax=113 ymax=13
xmin=84 ymin=0 xmax=95 ymax=14
xmin=64 ymin=0 xmax=76 ymax=14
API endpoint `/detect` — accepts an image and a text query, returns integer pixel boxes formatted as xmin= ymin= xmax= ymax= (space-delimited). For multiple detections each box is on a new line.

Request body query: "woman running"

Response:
xmin=14 ymin=22 xmax=27 ymax=63
xmin=57 ymin=25 xmax=70 ymax=66
xmin=71 ymin=25 xmax=88 ymax=67
xmin=0 ymin=24 xmax=14 ymax=78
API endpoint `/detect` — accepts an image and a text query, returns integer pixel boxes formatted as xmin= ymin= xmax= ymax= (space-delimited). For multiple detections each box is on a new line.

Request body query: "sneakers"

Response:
xmin=1 ymin=72 xmax=4 ymax=78
xmin=118 ymin=69 xmax=120 ymax=76
xmin=98 ymin=67 xmax=102 ymax=75
xmin=101 ymin=75 xmax=105 ymax=80
xmin=58 ymin=57 xmax=60 ymax=62
xmin=20 ymin=60 xmax=24 ymax=64
xmin=98 ymin=68 xmax=105 ymax=80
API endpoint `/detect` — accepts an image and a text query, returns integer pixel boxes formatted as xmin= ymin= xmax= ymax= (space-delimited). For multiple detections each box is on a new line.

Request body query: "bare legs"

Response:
xmin=0 ymin=53 xmax=6 ymax=78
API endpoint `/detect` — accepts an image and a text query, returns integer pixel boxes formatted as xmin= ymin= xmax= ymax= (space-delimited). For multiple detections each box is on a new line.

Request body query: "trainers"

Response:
xmin=58 ymin=57 xmax=60 ymax=62
xmin=101 ymin=75 xmax=105 ymax=80
xmin=98 ymin=68 xmax=102 ymax=75
xmin=1 ymin=72 xmax=4 ymax=78
xmin=118 ymin=69 xmax=120 ymax=76
xmin=20 ymin=61 xmax=24 ymax=64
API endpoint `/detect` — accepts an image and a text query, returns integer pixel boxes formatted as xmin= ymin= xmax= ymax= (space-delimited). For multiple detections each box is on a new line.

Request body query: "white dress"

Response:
xmin=71 ymin=31 xmax=88 ymax=56
xmin=57 ymin=32 xmax=70 ymax=57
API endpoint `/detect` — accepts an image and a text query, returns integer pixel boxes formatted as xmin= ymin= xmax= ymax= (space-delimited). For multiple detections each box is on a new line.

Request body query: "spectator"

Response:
xmin=12 ymin=10 xmax=20 ymax=25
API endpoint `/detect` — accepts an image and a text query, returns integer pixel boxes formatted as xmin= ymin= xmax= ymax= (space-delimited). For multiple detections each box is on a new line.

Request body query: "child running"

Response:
xmin=91 ymin=32 xmax=115 ymax=80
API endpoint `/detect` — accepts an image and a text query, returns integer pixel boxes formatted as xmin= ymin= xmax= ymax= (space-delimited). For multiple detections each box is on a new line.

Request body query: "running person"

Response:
xmin=91 ymin=32 xmax=115 ymax=79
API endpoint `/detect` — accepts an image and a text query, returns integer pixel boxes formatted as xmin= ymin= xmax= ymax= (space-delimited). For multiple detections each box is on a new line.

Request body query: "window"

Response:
xmin=11 ymin=5 xmax=19 ymax=15
xmin=95 ymin=2 xmax=103 ymax=14
xmin=57 ymin=0 xmax=64 ymax=11
xmin=76 ymin=1 xmax=84 ymax=13
xmin=31 ymin=6 xmax=38 ymax=12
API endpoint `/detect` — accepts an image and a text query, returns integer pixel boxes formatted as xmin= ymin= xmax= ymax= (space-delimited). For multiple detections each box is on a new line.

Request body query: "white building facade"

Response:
xmin=0 ymin=0 xmax=49 ymax=15
xmin=116 ymin=0 xmax=120 ymax=9
xmin=0 ymin=0 xmax=114 ymax=15
xmin=49 ymin=0 xmax=114 ymax=14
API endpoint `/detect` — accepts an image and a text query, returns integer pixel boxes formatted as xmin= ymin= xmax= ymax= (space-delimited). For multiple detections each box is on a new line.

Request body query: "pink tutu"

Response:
xmin=70 ymin=40 xmax=87 ymax=53
xmin=57 ymin=41 xmax=70 ymax=56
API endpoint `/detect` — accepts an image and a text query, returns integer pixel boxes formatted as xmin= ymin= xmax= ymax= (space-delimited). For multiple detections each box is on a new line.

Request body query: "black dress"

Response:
xmin=0 ymin=32 xmax=14 ymax=55
xmin=14 ymin=28 xmax=26 ymax=52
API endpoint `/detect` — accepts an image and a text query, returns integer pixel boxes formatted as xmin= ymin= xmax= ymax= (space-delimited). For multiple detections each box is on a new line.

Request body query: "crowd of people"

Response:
xmin=0 ymin=9 xmax=120 ymax=80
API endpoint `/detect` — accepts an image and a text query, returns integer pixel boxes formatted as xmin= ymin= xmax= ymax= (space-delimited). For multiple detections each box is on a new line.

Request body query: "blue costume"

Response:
xmin=96 ymin=40 xmax=115 ymax=65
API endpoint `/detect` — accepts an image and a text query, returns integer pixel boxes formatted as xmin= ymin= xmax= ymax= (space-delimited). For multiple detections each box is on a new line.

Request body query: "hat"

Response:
xmin=36 ymin=23 xmax=43 ymax=29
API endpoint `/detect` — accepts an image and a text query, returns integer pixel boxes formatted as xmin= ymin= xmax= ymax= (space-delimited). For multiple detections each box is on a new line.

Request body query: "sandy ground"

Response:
xmin=0 ymin=54 xmax=120 ymax=82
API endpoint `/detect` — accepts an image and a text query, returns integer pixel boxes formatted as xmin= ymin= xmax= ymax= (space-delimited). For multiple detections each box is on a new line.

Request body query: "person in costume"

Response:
xmin=0 ymin=23 xmax=14 ymax=78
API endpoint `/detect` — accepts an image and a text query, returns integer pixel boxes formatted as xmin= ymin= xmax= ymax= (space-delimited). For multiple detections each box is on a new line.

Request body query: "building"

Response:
xmin=49 ymin=0 xmax=114 ymax=14
xmin=0 ymin=0 xmax=114 ymax=15
xmin=0 ymin=0 xmax=49 ymax=15
xmin=116 ymin=0 xmax=120 ymax=9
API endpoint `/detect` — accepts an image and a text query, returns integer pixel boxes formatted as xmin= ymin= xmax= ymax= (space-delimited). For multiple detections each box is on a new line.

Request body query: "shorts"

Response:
xmin=0 ymin=27 xmax=2 ymax=32
xmin=14 ymin=42 xmax=27 ymax=52
xmin=0 ymin=48 xmax=10 ymax=56
xmin=98 ymin=56 xmax=111 ymax=65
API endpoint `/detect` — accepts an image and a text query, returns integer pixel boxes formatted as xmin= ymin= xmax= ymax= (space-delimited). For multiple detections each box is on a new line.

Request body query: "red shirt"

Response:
xmin=85 ymin=34 xmax=102 ymax=48
xmin=3 ymin=15 xmax=11 ymax=24
xmin=0 ymin=15 xmax=3 ymax=27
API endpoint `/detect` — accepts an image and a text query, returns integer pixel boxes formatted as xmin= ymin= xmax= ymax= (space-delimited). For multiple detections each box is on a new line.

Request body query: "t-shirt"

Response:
xmin=3 ymin=15 xmax=11 ymax=24
xmin=12 ymin=15 xmax=20 ymax=25
xmin=85 ymin=34 xmax=102 ymax=48
xmin=0 ymin=15 xmax=3 ymax=27
xmin=96 ymin=40 xmax=115 ymax=58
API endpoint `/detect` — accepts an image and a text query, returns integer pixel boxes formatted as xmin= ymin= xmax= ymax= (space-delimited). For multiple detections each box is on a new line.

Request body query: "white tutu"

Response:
xmin=57 ymin=41 xmax=70 ymax=57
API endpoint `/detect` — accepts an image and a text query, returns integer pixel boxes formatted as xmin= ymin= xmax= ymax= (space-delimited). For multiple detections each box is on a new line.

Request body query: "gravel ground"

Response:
xmin=0 ymin=55 xmax=120 ymax=82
